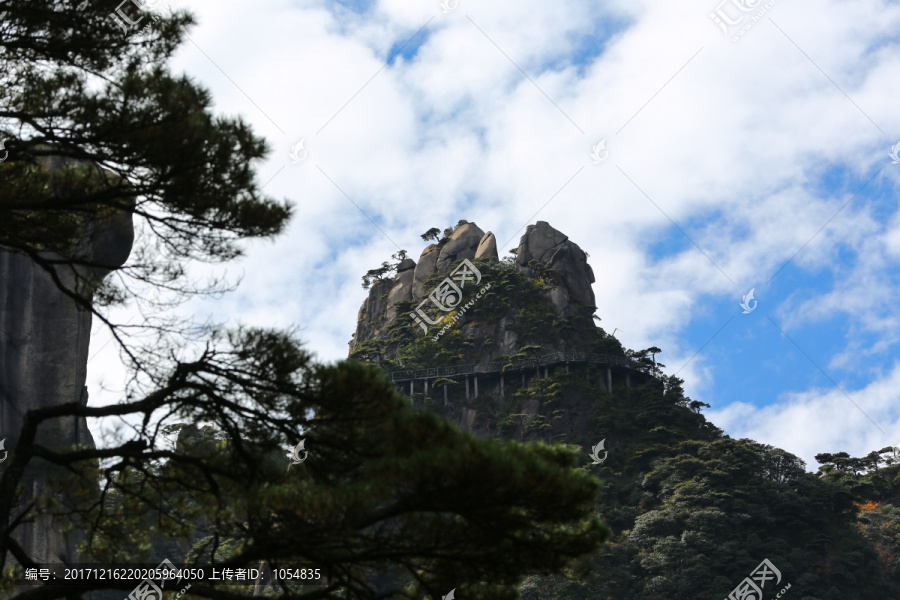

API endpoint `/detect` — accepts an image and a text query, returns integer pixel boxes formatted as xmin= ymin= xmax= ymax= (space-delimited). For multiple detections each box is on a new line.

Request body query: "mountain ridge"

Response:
xmin=346 ymin=220 xmax=900 ymax=600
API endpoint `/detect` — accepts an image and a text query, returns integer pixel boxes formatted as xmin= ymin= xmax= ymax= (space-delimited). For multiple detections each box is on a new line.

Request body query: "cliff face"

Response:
xmin=347 ymin=220 xmax=628 ymax=443
xmin=0 ymin=154 xmax=134 ymax=565
xmin=514 ymin=221 xmax=595 ymax=317
xmin=349 ymin=220 xmax=599 ymax=364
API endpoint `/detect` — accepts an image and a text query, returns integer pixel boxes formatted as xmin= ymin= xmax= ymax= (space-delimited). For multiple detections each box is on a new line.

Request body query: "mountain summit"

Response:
xmin=350 ymin=220 xmax=602 ymax=363
xmin=348 ymin=220 xmax=667 ymax=442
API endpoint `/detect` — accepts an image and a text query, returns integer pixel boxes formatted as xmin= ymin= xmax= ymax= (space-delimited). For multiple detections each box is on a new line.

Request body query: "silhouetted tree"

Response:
xmin=421 ymin=228 xmax=441 ymax=242
xmin=360 ymin=250 xmax=408 ymax=289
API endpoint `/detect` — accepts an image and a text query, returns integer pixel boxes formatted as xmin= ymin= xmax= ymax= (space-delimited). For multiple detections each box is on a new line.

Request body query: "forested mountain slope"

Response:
xmin=350 ymin=220 xmax=900 ymax=600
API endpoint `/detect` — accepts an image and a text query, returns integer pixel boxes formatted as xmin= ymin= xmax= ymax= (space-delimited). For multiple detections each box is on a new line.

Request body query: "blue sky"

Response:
xmin=661 ymin=160 xmax=896 ymax=409
xmin=88 ymin=0 xmax=900 ymax=470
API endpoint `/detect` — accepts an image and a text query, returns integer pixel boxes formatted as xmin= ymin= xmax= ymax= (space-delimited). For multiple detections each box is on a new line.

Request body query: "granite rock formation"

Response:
xmin=354 ymin=223 xmax=492 ymax=353
xmin=349 ymin=220 xmax=599 ymax=362
xmin=348 ymin=220 xmax=625 ymax=444
xmin=432 ymin=222 xmax=485 ymax=275
xmin=474 ymin=231 xmax=498 ymax=260
xmin=515 ymin=220 xmax=596 ymax=319
xmin=0 ymin=154 xmax=134 ymax=566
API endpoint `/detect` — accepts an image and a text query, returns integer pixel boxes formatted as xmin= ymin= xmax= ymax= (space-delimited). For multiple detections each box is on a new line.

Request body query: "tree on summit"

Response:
xmin=421 ymin=227 xmax=441 ymax=242
xmin=420 ymin=221 xmax=468 ymax=246
xmin=361 ymin=249 xmax=408 ymax=289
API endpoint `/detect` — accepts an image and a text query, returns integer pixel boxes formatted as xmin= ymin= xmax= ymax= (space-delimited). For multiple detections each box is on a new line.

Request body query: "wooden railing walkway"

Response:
xmin=390 ymin=351 xmax=656 ymax=381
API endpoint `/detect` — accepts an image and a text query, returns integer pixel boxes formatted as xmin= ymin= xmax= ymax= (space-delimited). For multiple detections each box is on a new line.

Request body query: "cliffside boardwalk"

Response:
xmin=391 ymin=351 xmax=660 ymax=401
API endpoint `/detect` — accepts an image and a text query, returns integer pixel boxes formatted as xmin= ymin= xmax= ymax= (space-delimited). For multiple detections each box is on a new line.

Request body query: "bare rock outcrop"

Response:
xmin=353 ymin=224 xmax=501 ymax=351
xmin=352 ymin=278 xmax=394 ymax=351
xmin=515 ymin=220 xmax=595 ymax=316
xmin=384 ymin=258 xmax=416 ymax=324
xmin=0 ymin=154 xmax=134 ymax=567
xmin=349 ymin=220 xmax=598 ymax=358
xmin=474 ymin=231 xmax=498 ymax=260
xmin=433 ymin=222 xmax=484 ymax=275
xmin=412 ymin=245 xmax=440 ymax=299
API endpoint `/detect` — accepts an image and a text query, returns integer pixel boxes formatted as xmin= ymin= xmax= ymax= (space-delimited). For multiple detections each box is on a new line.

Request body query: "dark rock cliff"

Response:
xmin=0 ymin=154 xmax=134 ymax=566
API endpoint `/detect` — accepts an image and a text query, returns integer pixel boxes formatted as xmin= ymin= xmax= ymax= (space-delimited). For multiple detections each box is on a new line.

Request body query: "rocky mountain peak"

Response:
xmin=515 ymin=220 xmax=596 ymax=317
xmin=349 ymin=220 xmax=606 ymax=365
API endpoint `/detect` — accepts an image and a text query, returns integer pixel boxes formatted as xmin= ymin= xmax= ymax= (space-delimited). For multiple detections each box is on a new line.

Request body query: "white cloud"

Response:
xmin=85 ymin=0 xmax=900 ymax=467
xmin=708 ymin=363 xmax=900 ymax=469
